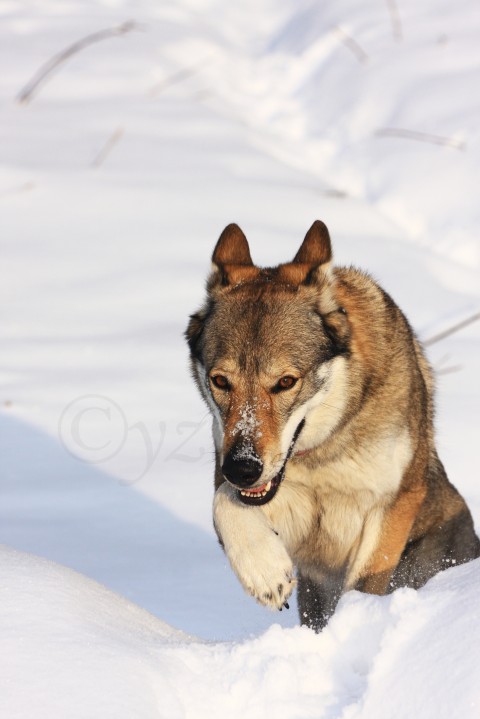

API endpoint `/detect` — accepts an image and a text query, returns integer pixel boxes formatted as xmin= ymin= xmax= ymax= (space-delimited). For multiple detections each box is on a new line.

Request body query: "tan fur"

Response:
xmin=266 ymin=427 xmax=413 ymax=582
xmin=360 ymin=485 xmax=427 ymax=594
xmin=186 ymin=221 xmax=480 ymax=626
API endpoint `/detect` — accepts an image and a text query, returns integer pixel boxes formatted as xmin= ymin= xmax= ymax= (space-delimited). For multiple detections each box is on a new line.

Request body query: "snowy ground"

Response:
xmin=1 ymin=0 xmax=479 ymax=716
xmin=2 ymin=544 xmax=480 ymax=719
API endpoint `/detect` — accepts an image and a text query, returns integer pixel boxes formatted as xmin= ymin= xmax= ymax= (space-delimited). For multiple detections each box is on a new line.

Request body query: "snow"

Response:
xmin=2 ymin=545 xmax=480 ymax=719
xmin=1 ymin=0 xmax=479 ymax=716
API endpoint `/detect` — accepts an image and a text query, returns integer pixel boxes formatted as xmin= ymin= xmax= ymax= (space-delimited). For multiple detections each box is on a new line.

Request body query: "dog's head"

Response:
xmin=186 ymin=221 xmax=351 ymax=506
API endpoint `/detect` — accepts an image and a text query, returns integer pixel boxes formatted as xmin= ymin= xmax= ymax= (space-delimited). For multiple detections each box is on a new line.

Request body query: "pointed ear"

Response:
xmin=209 ymin=223 xmax=258 ymax=290
xmin=293 ymin=220 xmax=332 ymax=267
xmin=277 ymin=221 xmax=333 ymax=288
xmin=212 ymin=223 xmax=253 ymax=267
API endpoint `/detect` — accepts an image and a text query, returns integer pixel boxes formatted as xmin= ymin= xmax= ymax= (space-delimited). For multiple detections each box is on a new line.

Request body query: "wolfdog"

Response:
xmin=186 ymin=221 xmax=479 ymax=630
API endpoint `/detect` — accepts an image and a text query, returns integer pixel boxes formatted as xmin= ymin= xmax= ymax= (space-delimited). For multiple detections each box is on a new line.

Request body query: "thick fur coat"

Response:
xmin=186 ymin=221 xmax=479 ymax=630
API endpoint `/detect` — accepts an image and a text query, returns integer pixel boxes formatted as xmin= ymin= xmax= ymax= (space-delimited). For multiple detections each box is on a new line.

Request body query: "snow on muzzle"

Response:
xmin=223 ymin=420 xmax=305 ymax=507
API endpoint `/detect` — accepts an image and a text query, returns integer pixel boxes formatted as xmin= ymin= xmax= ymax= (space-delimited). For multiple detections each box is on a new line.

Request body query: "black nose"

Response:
xmin=222 ymin=450 xmax=263 ymax=487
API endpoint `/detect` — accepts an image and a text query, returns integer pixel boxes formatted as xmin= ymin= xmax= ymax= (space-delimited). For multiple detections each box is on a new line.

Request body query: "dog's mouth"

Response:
xmin=236 ymin=420 xmax=305 ymax=507
xmin=237 ymin=472 xmax=283 ymax=506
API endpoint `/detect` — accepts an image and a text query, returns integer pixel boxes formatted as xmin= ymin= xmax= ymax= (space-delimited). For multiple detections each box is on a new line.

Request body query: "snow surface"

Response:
xmin=1 ymin=0 xmax=480 ymax=716
xmin=1 ymin=545 xmax=480 ymax=719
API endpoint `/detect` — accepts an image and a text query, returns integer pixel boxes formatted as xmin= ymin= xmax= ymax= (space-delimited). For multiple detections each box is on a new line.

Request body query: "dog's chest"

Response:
xmin=264 ymin=432 xmax=411 ymax=577
xmin=267 ymin=477 xmax=375 ymax=570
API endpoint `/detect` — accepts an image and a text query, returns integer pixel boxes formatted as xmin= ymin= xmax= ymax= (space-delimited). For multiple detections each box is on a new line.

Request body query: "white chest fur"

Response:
xmin=263 ymin=428 xmax=412 ymax=587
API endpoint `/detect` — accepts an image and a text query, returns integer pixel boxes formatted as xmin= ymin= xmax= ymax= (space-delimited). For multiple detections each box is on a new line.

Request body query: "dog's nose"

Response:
xmin=222 ymin=451 xmax=263 ymax=487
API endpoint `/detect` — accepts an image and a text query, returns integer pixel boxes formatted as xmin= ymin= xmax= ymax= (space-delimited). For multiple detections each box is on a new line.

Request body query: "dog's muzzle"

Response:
xmin=221 ymin=452 xmax=263 ymax=487
xmin=225 ymin=420 xmax=305 ymax=507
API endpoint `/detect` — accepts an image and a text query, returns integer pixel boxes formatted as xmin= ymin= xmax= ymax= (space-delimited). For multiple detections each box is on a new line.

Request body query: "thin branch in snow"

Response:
xmin=149 ymin=56 xmax=214 ymax=97
xmin=433 ymin=352 xmax=462 ymax=375
xmin=17 ymin=21 xmax=139 ymax=105
xmin=321 ymin=187 xmax=349 ymax=199
xmin=424 ymin=312 xmax=480 ymax=346
xmin=92 ymin=127 xmax=124 ymax=168
xmin=434 ymin=352 xmax=452 ymax=368
xmin=375 ymin=127 xmax=466 ymax=150
xmin=0 ymin=182 xmax=35 ymax=198
xmin=436 ymin=365 xmax=463 ymax=375
xmin=336 ymin=27 xmax=369 ymax=64
xmin=386 ymin=0 xmax=403 ymax=41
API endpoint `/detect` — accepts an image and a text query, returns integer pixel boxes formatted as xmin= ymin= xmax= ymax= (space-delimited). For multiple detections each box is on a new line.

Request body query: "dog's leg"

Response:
xmin=213 ymin=482 xmax=296 ymax=610
xmin=297 ymin=571 xmax=344 ymax=632
xmin=390 ymin=506 xmax=480 ymax=590
xmin=356 ymin=485 xmax=427 ymax=594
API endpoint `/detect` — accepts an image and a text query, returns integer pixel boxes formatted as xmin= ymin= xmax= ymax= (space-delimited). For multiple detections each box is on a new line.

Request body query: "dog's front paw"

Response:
xmin=227 ymin=528 xmax=296 ymax=610
xmin=213 ymin=485 xmax=296 ymax=610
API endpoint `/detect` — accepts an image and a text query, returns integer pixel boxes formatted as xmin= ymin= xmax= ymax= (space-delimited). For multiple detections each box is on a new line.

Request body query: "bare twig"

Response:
xmin=336 ymin=27 xmax=369 ymax=64
xmin=149 ymin=55 xmax=214 ymax=97
xmin=376 ymin=127 xmax=465 ymax=151
xmin=321 ymin=187 xmax=349 ymax=199
xmin=0 ymin=182 xmax=35 ymax=198
xmin=434 ymin=352 xmax=452 ymax=368
xmin=424 ymin=312 xmax=480 ymax=346
xmin=92 ymin=127 xmax=124 ymax=168
xmin=386 ymin=0 xmax=403 ymax=41
xmin=17 ymin=21 xmax=139 ymax=105
xmin=435 ymin=365 xmax=463 ymax=375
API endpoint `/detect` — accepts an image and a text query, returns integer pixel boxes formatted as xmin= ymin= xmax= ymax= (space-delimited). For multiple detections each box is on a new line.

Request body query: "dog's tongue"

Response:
xmin=245 ymin=483 xmax=268 ymax=494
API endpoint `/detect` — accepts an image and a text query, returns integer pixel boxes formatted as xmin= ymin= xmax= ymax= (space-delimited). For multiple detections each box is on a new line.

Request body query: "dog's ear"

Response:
xmin=212 ymin=223 xmax=253 ymax=266
xmin=209 ymin=224 xmax=258 ymax=290
xmin=277 ymin=220 xmax=339 ymax=314
xmin=293 ymin=220 xmax=332 ymax=268
xmin=278 ymin=221 xmax=333 ymax=287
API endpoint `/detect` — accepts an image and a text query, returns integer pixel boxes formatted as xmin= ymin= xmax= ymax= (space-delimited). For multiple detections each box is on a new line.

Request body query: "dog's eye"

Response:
xmin=273 ymin=376 xmax=298 ymax=392
xmin=211 ymin=375 xmax=230 ymax=391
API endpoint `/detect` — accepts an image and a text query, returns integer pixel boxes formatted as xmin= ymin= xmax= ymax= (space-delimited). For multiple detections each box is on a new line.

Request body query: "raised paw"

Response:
xmin=237 ymin=548 xmax=297 ymax=610
xmin=213 ymin=486 xmax=296 ymax=610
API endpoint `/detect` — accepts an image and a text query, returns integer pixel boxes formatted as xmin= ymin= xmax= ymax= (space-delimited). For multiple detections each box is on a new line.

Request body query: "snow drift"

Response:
xmin=1 ymin=546 xmax=479 ymax=719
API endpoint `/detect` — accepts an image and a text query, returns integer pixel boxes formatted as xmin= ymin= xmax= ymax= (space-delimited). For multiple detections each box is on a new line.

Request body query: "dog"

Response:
xmin=186 ymin=220 xmax=480 ymax=631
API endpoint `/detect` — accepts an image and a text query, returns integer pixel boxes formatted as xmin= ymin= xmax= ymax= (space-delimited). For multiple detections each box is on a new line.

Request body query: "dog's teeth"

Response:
xmin=240 ymin=485 xmax=272 ymax=499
